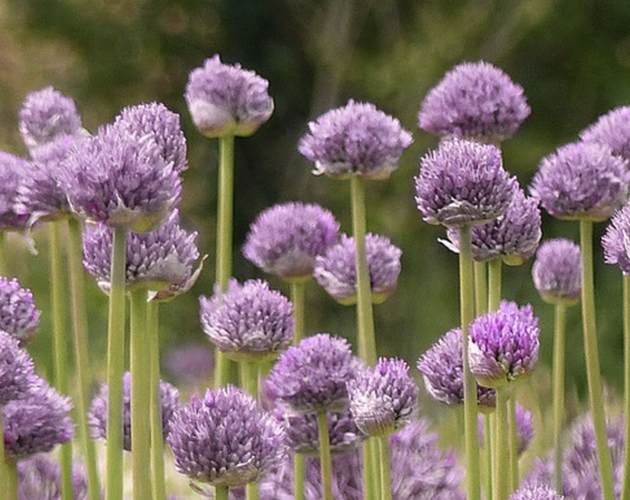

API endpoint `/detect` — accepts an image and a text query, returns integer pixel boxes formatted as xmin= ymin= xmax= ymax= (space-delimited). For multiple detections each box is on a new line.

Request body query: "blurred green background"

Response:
xmin=1 ymin=0 xmax=630 ymax=415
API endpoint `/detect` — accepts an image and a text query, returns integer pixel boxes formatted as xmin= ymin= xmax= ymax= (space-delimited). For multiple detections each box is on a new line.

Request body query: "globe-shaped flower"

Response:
xmin=415 ymin=137 xmax=516 ymax=227
xmin=0 ymin=151 xmax=30 ymax=231
xmin=532 ymin=238 xmax=582 ymax=305
xmin=478 ymin=403 xmax=534 ymax=455
xmin=243 ymin=202 xmax=340 ymax=281
xmin=347 ymin=357 xmax=418 ymax=437
xmin=469 ymin=301 xmax=540 ymax=388
xmin=530 ymin=141 xmax=630 ymax=221
xmin=0 ymin=330 xmax=35 ymax=405
xmin=298 ymin=100 xmax=413 ymax=180
xmin=17 ymin=454 xmax=88 ymax=500
xmin=314 ymin=233 xmax=402 ymax=305
xmin=509 ymin=486 xmax=564 ymax=500
xmin=602 ymin=203 xmax=630 ymax=275
xmin=185 ymin=54 xmax=274 ymax=138
xmin=580 ymin=106 xmax=630 ymax=162
xmin=167 ymin=385 xmax=287 ymax=489
xmin=418 ymin=61 xmax=531 ymax=143
xmin=199 ymin=279 xmax=293 ymax=362
xmin=0 ymin=277 xmax=41 ymax=345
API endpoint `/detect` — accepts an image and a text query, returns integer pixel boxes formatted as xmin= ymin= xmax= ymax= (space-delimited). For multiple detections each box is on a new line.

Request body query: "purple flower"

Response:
xmin=88 ymin=371 xmax=179 ymax=451
xmin=185 ymin=54 xmax=274 ymax=138
xmin=17 ymin=454 xmax=88 ymax=500
xmin=532 ymin=238 xmax=582 ymax=304
xmin=602 ymin=204 xmax=630 ymax=275
xmin=314 ymin=233 xmax=402 ymax=305
xmin=347 ymin=357 xmax=418 ymax=437
xmin=530 ymin=141 xmax=630 ymax=221
xmin=0 ymin=331 xmax=35 ymax=405
xmin=469 ymin=301 xmax=540 ymax=388
xmin=0 ymin=151 xmax=30 ymax=231
xmin=243 ymin=202 xmax=340 ymax=281
xmin=509 ymin=485 xmax=564 ymax=500
xmin=415 ymin=137 xmax=516 ymax=227
xmin=478 ymin=403 xmax=534 ymax=455
xmin=580 ymin=106 xmax=630 ymax=162
xmin=199 ymin=279 xmax=293 ymax=362
xmin=417 ymin=328 xmax=496 ymax=409
xmin=418 ymin=61 xmax=530 ymax=143
xmin=298 ymin=100 xmax=413 ymax=180
xmin=0 ymin=277 xmax=41 ymax=345
xmin=167 ymin=385 xmax=287 ymax=489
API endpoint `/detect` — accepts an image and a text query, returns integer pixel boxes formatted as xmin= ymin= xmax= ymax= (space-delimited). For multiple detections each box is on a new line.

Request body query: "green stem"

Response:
xmin=459 ymin=225 xmax=481 ymax=500
xmin=508 ymin=395 xmax=518 ymax=494
xmin=294 ymin=453 xmax=306 ymax=500
xmin=5 ymin=457 xmax=17 ymax=500
xmin=378 ymin=435 xmax=393 ymax=500
xmin=0 ymin=418 xmax=5 ymax=496
xmin=241 ymin=361 xmax=259 ymax=398
xmin=362 ymin=441 xmax=377 ymax=500
xmin=488 ymin=259 xmax=502 ymax=312
xmin=317 ymin=412 xmax=333 ymax=500
xmin=622 ymin=275 xmax=630 ymax=500
xmin=474 ymin=261 xmax=488 ymax=315
xmin=105 ymin=226 xmax=128 ymax=500
xmin=148 ymin=300 xmax=166 ymax=500
xmin=0 ymin=231 xmax=6 ymax=276
xmin=494 ymin=386 xmax=509 ymax=500
xmin=215 ymin=485 xmax=229 ymax=500
xmin=67 ymin=217 xmax=101 ymax=500
xmin=580 ymin=220 xmax=615 ymax=500
xmin=291 ymin=281 xmax=306 ymax=344
xmin=246 ymin=482 xmax=260 ymax=500
xmin=484 ymin=414 xmax=494 ymax=500
xmin=552 ymin=302 xmax=567 ymax=493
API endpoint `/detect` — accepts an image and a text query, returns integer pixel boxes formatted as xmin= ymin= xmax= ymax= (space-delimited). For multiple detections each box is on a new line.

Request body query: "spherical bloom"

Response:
xmin=17 ymin=454 xmax=88 ymax=500
xmin=532 ymin=238 xmax=582 ymax=304
xmin=347 ymin=357 xmax=418 ymax=437
xmin=167 ymin=385 xmax=287 ymax=490
xmin=443 ymin=187 xmax=541 ymax=265
xmin=418 ymin=61 xmax=531 ymax=142
xmin=314 ymin=233 xmax=402 ymax=305
xmin=580 ymin=106 xmax=630 ymax=162
xmin=0 ymin=151 xmax=30 ymax=231
xmin=243 ymin=202 xmax=340 ymax=281
xmin=185 ymin=54 xmax=274 ymax=138
xmin=18 ymin=87 xmax=84 ymax=150
xmin=603 ymin=203 xmax=630 ymax=275
xmin=0 ymin=331 xmax=35 ymax=405
xmin=298 ymin=100 xmax=413 ymax=180
xmin=417 ymin=328 xmax=496 ymax=409
xmin=469 ymin=301 xmax=540 ymax=388
xmin=530 ymin=141 xmax=629 ymax=221
xmin=478 ymin=403 xmax=534 ymax=455
xmin=82 ymin=209 xmax=202 ymax=300
xmin=415 ymin=137 xmax=516 ymax=227
xmin=0 ymin=277 xmax=41 ymax=345
xmin=199 ymin=279 xmax=293 ymax=362
xmin=509 ymin=485 xmax=564 ymax=500
xmin=265 ymin=333 xmax=359 ymax=414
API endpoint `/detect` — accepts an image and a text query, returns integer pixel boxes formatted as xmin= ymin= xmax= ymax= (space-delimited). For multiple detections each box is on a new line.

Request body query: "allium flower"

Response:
xmin=0 ymin=331 xmax=35 ymax=405
xmin=418 ymin=61 xmax=531 ymax=142
xmin=509 ymin=485 xmax=564 ymax=500
xmin=347 ymin=357 xmax=418 ymax=437
xmin=298 ymin=100 xmax=413 ymax=180
xmin=0 ymin=151 xmax=30 ymax=231
xmin=265 ymin=333 xmax=359 ymax=414
xmin=167 ymin=386 xmax=287 ymax=489
xmin=18 ymin=87 xmax=85 ymax=150
xmin=314 ymin=233 xmax=402 ymax=305
xmin=602 ymin=203 xmax=630 ymax=275
xmin=443 ymin=187 xmax=541 ymax=265
xmin=478 ymin=403 xmax=534 ymax=455
xmin=17 ymin=454 xmax=88 ymax=500
xmin=532 ymin=238 xmax=582 ymax=305
xmin=530 ymin=141 xmax=629 ymax=221
xmin=199 ymin=279 xmax=293 ymax=362
xmin=185 ymin=54 xmax=274 ymax=138
xmin=580 ymin=106 xmax=630 ymax=162
xmin=469 ymin=301 xmax=540 ymax=388
xmin=82 ymin=209 xmax=202 ymax=300
xmin=88 ymin=371 xmax=179 ymax=451
xmin=415 ymin=137 xmax=516 ymax=227
xmin=0 ymin=277 xmax=41 ymax=345
xmin=243 ymin=202 xmax=340 ymax=281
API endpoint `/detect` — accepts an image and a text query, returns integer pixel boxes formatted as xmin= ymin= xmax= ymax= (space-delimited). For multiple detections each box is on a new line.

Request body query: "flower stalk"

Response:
xmin=148 ymin=300 xmax=166 ymax=500
xmin=317 ymin=411 xmax=334 ymax=500
xmin=622 ymin=274 xmax=630 ymax=500
xmin=552 ymin=302 xmax=567 ymax=493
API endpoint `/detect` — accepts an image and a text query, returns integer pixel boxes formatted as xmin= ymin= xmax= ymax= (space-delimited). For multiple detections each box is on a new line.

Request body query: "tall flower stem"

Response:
xmin=294 ymin=453 xmax=306 ymax=500
xmin=622 ymin=274 xmax=630 ymax=500
xmin=507 ymin=395 xmax=518 ymax=494
xmin=494 ymin=386 xmax=509 ymax=500
xmin=317 ymin=411 xmax=333 ymax=500
xmin=215 ymin=485 xmax=229 ymax=500
xmin=0 ymin=232 xmax=6 ymax=276
xmin=0 ymin=420 xmax=6 ymax=496
xmin=488 ymin=259 xmax=502 ymax=312
xmin=148 ymin=300 xmax=166 ymax=500
xmin=459 ymin=224 xmax=481 ymax=500
xmin=474 ymin=261 xmax=488 ymax=315
xmin=105 ymin=226 xmax=128 ymax=500
xmin=290 ymin=280 xmax=306 ymax=344
xmin=241 ymin=361 xmax=259 ymax=398
xmin=362 ymin=443 xmax=377 ymax=500
xmin=5 ymin=458 xmax=17 ymax=500
xmin=552 ymin=302 xmax=567 ymax=493
xmin=378 ymin=435 xmax=393 ymax=500
xmin=580 ymin=220 xmax=615 ymax=500
xmin=483 ymin=414 xmax=494 ymax=500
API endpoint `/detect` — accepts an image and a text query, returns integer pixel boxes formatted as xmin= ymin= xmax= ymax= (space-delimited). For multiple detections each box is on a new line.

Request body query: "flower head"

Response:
xmin=185 ymin=54 xmax=274 ymax=138
xmin=299 ymin=100 xmax=412 ymax=180
xmin=509 ymin=486 xmax=564 ymax=500
xmin=314 ymin=233 xmax=402 ymax=305
xmin=0 ymin=331 xmax=35 ymax=405
xmin=0 ymin=151 xmax=30 ymax=231
xmin=415 ymin=137 xmax=516 ymax=227
xmin=17 ymin=454 xmax=88 ymax=500
xmin=530 ymin=141 xmax=629 ymax=221
xmin=418 ymin=61 xmax=530 ymax=142
xmin=532 ymin=238 xmax=582 ymax=304
xmin=580 ymin=106 xmax=630 ymax=162
xmin=243 ymin=202 xmax=340 ymax=281
xmin=602 ymin=203 xmax=630 ymax=275
xmin=0 ymin=277 xmax=41 ymax=345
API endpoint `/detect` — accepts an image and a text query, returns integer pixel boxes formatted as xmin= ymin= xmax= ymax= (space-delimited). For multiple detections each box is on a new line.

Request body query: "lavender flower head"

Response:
xmin=17 ymin=454 xmax=88 ymax=500
xmin=532 ymin=238 xmax=582 ymax=305
xmin=530 ymin=141 xmax=630 ymax=221
xmin=478 ymin=403 xmax=534 ymax=455
xmin=418 ymin=61 xmax=531 ymax=142
xmin=469 ymin=300 xmax=540 ymax=388
xmin=417 ymin=327 xmax=496 ymax=409
xmin=415 ymin=137 xmax=516 ymax=227
xmin=0 ymin=151 xmax=30 ymax=231
xmin=602 ymin=203 xmax=630 ymax=275
xmin=167 ymin=385 xmax=287 ymax=490
xmin=314 ymin=233 xmax=402 ymax=305
xmin=243 ymin=202 xmax=340 ymax=281
xmin=199 ymin=279 xmax=293 ymax=362
xmin=298 ymin=100 xmax=412 ymax=180
xmin=0 ymin=331 xmax=35 ymax=405
xmin=347 ymin=357 xmax=418 ymax=437
xmin=509 ymin=486 xmax=564 ymax=500
xmin=0 ymin=277 xmax=41 ymax=345
xmin=185 ymin=54 xmax=274 ymax=138
xmin=88 ymin=371 xmax=179 ymax=451
xmin=18 ymin=87 xmax=85 ymax=150
xmin=580 ymin=106 xmax=630 ymax=162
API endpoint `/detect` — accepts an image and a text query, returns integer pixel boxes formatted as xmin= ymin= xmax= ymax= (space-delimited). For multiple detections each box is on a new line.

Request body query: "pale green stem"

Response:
xmin=215 ymin=485 xmax=229 ymax=500
xmin=552 ymin=303 xmax=567 ymax=493
xmin=241 ymin=361 xmax=259 ymax=398
xmin=246 ymin=482 xmax=260 ymax=500
xmin=0 ymin=418 xmax=5 ymax=495
xmin=294 ymin=453 xmax=306 ymax=500
xmin=484 ymin=414 xmax=494 ymax=500
xmin=580 ymin=220 xmax=615 ymax=500
xmin=508 ymin=395 xmax=518 ymax=494
xmin=378 ymin=435 xmax=393 ymax=500
xmin=622 ymin=275 xmax=630 ymax=500
xmin=105 ymin=226 xmax=128 ymax=500
xmin=5 ymin=457 xmax=17 ymax=500
xmin=0 ymin=231 xmax=6 ymax=276
xmin=362 ymin=441 xmax=377 ymax=500
xmin=494 ymin=386 xmax=509 ymax=500
xmin=474 ymin=261 xmax=488 ymax=316
xmin=317 ymin=412 xmax=333 ymax=500
xmin=290 ymin=281 xmax=306 ymax=344
xmin=488 ymin=259 xmax=502 ymax=312
xmin=148 ymin=300 xmax=166 ymax=500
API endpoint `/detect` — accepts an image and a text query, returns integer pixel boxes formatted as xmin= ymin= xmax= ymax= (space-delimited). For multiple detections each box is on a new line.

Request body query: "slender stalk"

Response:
xmin=494 ymin=386 xmax=510 ymax=500
xmin=148 ymin=300 xmax=166 ymax=500
xmin=378 ymin=435 xmax=393 ymax=500
xmin=246 ymin=482 xmax=260 ymax=500
xmin=290 ymin=280 xmax=306 ymax=344
xmin=362 ymin=441 xmax=377 ymax=500
xmin=105 ymin=226 xmax=128 ymax=500
xmin=0 ymin=231 xmax=6 ymax=276
xmin=474 ymin=261 xmax=488 ymax=316
xmin=488 ymin=259 xmax=502 ymax=312
xmin=294 ymin=453 xmax=306 ymax=500
xmin=508 ymin=395 xmax=518 ymax=494
xmin=622 ymin=275 xmax=630 ymax=500
xmin=552 ymin=302 xmax=567 ymax=493
xmin=317 ymin=412 xmax=333 ymax=500
xmin=215 ymin=485 xmax=229 ymax=500
xmin=0 ymin=419 xmax=5 ymax=495
xmin=5 ymin=457 xmax=17 ymax=500
xmin=241 ymin=361 xmax=259 ymax=398
xmin=580 ymin=220 xmax=615 ymax=500
xmin=483 ymin=414 xmax=494 ymax=500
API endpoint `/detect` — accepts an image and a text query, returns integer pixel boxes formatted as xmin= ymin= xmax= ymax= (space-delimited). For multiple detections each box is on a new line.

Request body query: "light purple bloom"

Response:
xmin=243 ymin=202 xmax=340 ymax=281
xmin=0 ymin=331 xmax=35 ymax=405
xmin=17 ymin=454 xmax=88 ymax=500
xmin=418 ymin=61 xmax=530 ymax=142
xmin=298 ymin=100 xmax=413 ymax=180
xmin=509 ymin=485 xmax=564 ymax=500
xmin=0 ymin=277 xmax=41 ymax=345
xmin=415 ymin=137 xmax=516 ymax=227
xmin=580 ymin=106 xmax=630 ymax=162
xmin=532 ymin=238 xmax=582 ymax=304
xmin=478 ymin=403 xmax=534 ymax=455
xmin=0 ymin=151 xmax=30 ymax=231
xmin=603 ymin=204 xmax=630 ymax=275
